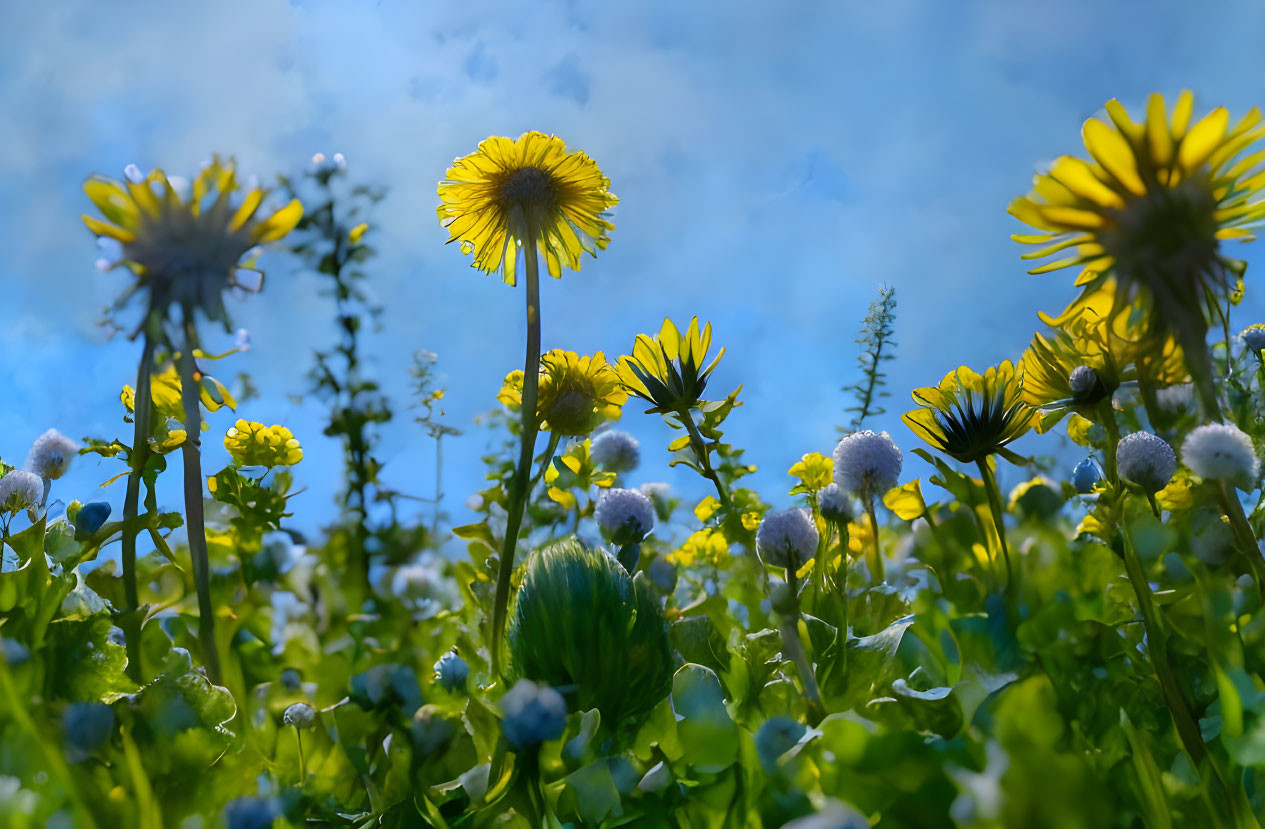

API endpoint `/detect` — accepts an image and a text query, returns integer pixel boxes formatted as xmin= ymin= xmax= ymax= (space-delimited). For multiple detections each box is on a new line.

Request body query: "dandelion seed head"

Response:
xmin=499 ymin=679 xmax=567 ymax=749
xmin=1182 ymin=422 xmax=1260 ymax=486
xmin=640 ymin=482 xmax=670 ymax=499
xmin=832 ymin=430 xmax=902 ymax=498
xmin=590 ymin=430 xmax=640 ymax=473
xmin=1117 ymin=431 xmax=1177 ymax=492
xmin=595 ymin=487 xmax=655 ymax=542
xmin=756 ymin=508 xmax=819 ymax=570
xmin=282 ymin=702 xmax=315 ymax=729
xmin=433 ymin=651 xmax=468 ymax=692
xmin=1155 ymin=383 xmax=1194 ymax=415
xmin=817 ymin=483 xmax=853 ymax=522
xmin=1241 ymin=324 xmax=1265 ymax=353
xmin=26 ymin=429 xmax=78 ymax=480
xmin=0 ymin=470 xmax=42 ymax=513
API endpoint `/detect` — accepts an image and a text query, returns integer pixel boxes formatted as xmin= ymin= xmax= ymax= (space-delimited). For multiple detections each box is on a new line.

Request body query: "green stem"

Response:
xmin=490 ymin=215 xmax=542 ymax=679
xmin=779 ymin=563 xmax=824 ymax=725
xmin=526 ymin=432 xmax=563 ymax=501
xmin=179 ymin=306 xmax=222 ymax=685
xmin=975 ymin=459 xmax=1013 ymax=589
xmin=1217 ymin=481 xmax=1265 ymax=601
xmin=295 ymin=728 xmax=306 ymax=785
xmin=1120 ymin=519 xmax=1236 ymax=826
xmin=676 ymin=406 xmax=732 ymax=509
xmin=1098 ymin=401 xmax=1121 ymax=491
xmin=863 ymin=495 xmax=884 ymax=583
xmin=121 ymin=331 xmax=156 ymax=682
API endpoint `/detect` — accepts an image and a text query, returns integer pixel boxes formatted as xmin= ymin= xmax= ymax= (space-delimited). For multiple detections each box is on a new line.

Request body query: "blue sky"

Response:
xmin=3 ymin=0 xmax=1265 ymax=545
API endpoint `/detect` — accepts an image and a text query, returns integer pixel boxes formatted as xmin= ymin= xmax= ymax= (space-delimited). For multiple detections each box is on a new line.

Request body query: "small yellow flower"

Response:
xmin=499 ymin=350 xmax=626 ymax=436
xmin=224 ymin=421 xmax=303 ymax=468
xmin=694 ymin=496 xmax=720 ymax=522
xmin=618 ymin=317 xmax=726 ymax=414
xmin=788 ymin=452 xmax=833 ymax=492
xmin=669 ymin=528 xmax=730 ymax=568
xmin=1010 ymin=91 xmax=1265 ymax=353
xmin=82 ymin=156 xmax=302 ymax=323
xmin=348 ymin=222 xmax=369 ymax=243
xmin=902 ymin=362 xmax=1037 ymax=464
xmin=437 ymin=132 xmax=617 ymax=284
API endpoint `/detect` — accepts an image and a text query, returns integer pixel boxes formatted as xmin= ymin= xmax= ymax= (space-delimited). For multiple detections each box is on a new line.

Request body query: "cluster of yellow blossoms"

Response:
xmin=224 ymin=421 xmax=303 ymax=468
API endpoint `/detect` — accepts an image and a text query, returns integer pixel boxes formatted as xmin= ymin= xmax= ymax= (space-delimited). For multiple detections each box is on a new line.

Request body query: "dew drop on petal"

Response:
xmin=124 ymin=164 xmax=143 ymax=183
xmin=460 ymin=240 xmax=475 ymax=255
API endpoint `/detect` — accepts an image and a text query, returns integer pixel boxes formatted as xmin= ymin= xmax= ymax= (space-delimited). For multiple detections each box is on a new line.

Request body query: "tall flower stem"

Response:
xmin=975 ymin=459 xmax=1013 ymax=589
xmin=862 ymin=496 xmax=884 ymax=582
xmin=491 ymin=216 xmax=542 ymax=679
xmin=526 ymin=432 xmax=563 ymax=501
xmin=676 ymin=406 xmax=731 ymax=510
xmin=120 ymin=328 xmax=156 ymax=682
xmin=179 ymin=305 xmax=222 ymax=685
xmin=780 ymin=562 xmax=825 ymax=725
xmin=1216 ymin=481 xmax=1265 ymax=601
xmin=1119 ymin=519 xmax=1236 ymax=827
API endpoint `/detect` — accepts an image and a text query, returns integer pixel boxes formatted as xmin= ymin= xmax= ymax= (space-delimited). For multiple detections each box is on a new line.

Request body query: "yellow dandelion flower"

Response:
xmin=224 ymin=421 xmax=303 ymax=468
xmin=618 ymin=317 xmax=726 ymax=414
xmin=82 ymin=156 xmax=302 ymax=324
xmin=902 ymin=361 xmax=1037 ymax=464
xmin=669 ymin=528 xmax=730 ymax=568
xmin=498 ymin=350 xmax=626 ymax=436
xmin=788 ymin=452 xmax=833 ymax=492
xmin=436 ymin=132 xmax=617 ymax=285
xmin=1010 ymin=92 xmax=1264 ymax=403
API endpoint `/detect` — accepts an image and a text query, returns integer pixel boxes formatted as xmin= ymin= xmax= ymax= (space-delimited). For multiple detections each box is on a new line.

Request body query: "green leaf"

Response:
xmin=672 ymin=663 xmax=738 ymax=773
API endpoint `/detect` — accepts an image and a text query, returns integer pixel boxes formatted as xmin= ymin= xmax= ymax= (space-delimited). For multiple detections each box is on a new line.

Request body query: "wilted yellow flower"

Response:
xmin=1010 ymin=92 xmax=1264 ymax=357
xmin=902 ymin=362 xmax=1037 ymax=464
xmin=669 ymin=528 xmax=730 ymax=568
xmin=224 ymin=421 xmax=303 ymax=468
xmin=618 ymin=317 xmax=726 ymax=414
xmin=437 ymin=132 xmax=617 ymax=284
xmin=82 ymin=156 xmax=302 ymax=323
xmin=499 ymin=350 xmax=626 ymax=436
xmin=788 ymin=452 xmax=833 ymax=491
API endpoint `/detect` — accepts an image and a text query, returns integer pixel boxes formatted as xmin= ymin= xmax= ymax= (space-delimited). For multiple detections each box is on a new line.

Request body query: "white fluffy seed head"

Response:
xmin=1155 ymin=383 xmax=1194 ymax=415
xmin=590 ymin=430 xmax=641 ymax=473
xmin=0 ymin=470 xmax=43 ymax=513
xmin=26 ymin=429 xmax=78 ymax=480
xmin=1182 ymin=423 xmax=1260 ymax=488
xmin=817 ymin=483 xmax=853 ymax=523
xmin=1116 ymin=432 xmax=1178 ymax=492
xmin=756 ymin=508 xmax=819 ymax=569
xmin=832 ymin=431 xmax=902 ymax=499
xmin=595 ymin=488 xmax=655 ymax=541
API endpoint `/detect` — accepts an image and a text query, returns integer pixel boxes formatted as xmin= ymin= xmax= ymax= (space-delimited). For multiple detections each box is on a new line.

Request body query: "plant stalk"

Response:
xmin=121 ymin=330 xmax=156 ymax=681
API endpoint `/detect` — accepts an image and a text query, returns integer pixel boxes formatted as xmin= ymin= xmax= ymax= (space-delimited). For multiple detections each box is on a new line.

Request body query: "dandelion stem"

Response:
xmin=862 ymin=495 xmax=884 ymax=583
xmin=677 ymin=406 xmax=731 ymax=510
xmin=491 ymin=213 xmax=542 ymax=679
xmin=120 ymin=330 xmax=156 ymax=682
xmin=1119 ymin=518 xmax=1236 ymax=826
xmin=295 ymin=728 xmax=306 ymax=784
xmin=780 ymin=563 xmax=825 ymax=725
xmin=1216 ymin=481 xmax=1265 ymax=601
xmin=179 ymin=305 xmax=222 ymax=685
xmin=975 ymin=459 xmax=1013 ymax=590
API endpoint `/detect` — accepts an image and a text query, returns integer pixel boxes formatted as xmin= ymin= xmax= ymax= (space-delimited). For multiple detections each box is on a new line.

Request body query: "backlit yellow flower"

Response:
xmin=1010 ymin=92 xmax=1264 ymax=346
xmin=224 ymin=421 xmax=303 ymax=468
xmin=788 ymin=452 xmax=833 ymax=492
xmin=902 ymin=362 xmax=1037 ymax=464
xmin=437 ymin=132 xmax=617 ymax=284
xmin=82 ymin=156 xmax=302 ymax=324
xmin=498 ymin=350 xmax=626 ymax=436
xmin=669 ymin=528 xmax=730 ymax=568
xmin=618 ymin=317 xmax=725 ymax=414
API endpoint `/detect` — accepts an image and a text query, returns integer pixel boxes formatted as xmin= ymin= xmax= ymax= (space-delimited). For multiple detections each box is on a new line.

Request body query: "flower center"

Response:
xmin=500 ymin=167 xmax=555 ymax=207
xmin=1105 ymin=178 xmax=1219 ymax=293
